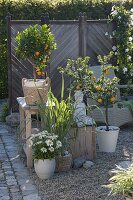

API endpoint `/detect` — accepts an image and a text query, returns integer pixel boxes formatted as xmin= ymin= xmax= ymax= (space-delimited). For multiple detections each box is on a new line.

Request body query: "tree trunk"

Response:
xmin=105 ymin=106 xmax=109 ymax=131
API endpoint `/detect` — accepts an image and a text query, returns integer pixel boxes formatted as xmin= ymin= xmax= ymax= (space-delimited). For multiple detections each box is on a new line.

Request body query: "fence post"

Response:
xmin=79 ymin=12 xmax=87 ymax=58
xmin=41 ymin=12 xmax=50 ymax=25
xmin=7 ymin=12 xmax=12 ymax=112
xmin=41 ymin=13 xmax=51 ymax=78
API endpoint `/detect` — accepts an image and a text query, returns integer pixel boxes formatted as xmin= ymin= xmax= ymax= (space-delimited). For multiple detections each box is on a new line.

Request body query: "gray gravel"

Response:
xmin=31 ymin=123 xmax=133 ymax=200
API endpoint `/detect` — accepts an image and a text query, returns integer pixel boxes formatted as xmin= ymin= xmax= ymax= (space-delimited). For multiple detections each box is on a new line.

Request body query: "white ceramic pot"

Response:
xmin=34 ymin=158 xmax=55 ymax=179
xmin=96 ymin=126 xmax=119 ymax=153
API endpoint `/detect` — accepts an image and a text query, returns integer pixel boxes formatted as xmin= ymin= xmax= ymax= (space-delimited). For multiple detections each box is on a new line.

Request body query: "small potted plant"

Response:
xmin=91 ymin=53 xmax=120 ymax=152
xmin=29 ymin=130 xmax=62 ymax=179
xmin=106 ymin=164 xmax=133 ymax=200
xmin=15 ymin=24 xmax=56 ymax=105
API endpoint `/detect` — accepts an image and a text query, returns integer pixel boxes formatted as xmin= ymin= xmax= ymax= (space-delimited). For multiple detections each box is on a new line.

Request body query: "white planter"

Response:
xmin=96 ymin=126 xmax=119 ymax=153
xmin=34 ymin=158 xmax=55 ymax=179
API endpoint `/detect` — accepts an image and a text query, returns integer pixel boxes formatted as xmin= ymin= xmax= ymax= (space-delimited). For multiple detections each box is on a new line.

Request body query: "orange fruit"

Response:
xmin=44 ymin=44 xmax=48 ymax=50
xmin=34 ymin=51 xmax=40 ymax=57
xmin=95 ymin=85 xmax=102 ymax=91
xmin=97 ymin=98 xmax=103 ymax=104
xmin=110 ymin=96 xmax=116 ymax=103
xmin=42 ymin=58 xmax=47 ymax=63
xmin=37 ymin=71 xmax=41 ymax=76
xmin=104 ymin=69 xmax=109 ymax=75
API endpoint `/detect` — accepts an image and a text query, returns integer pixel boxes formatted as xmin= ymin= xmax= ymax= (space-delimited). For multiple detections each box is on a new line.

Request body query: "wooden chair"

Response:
xmin=87 ymin=66 xmax=133 ymax=127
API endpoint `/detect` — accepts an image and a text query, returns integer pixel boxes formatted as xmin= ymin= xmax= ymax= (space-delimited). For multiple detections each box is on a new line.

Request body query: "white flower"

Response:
xmin=56 ymin=141 xmax=62 ymax=148
xmin=49 ymin=147 xmax=54 ymax=152
xmin=118 ymin=16 xmax=121 ymax=20
xmin=131 ymin=8 xmax=133 ymax=12
xmin=125 ymin=48 xmax=129 ymax=52
xmin=112 ymin=46 xmax=117 ymax=51
xmin=109 ymin=35 xmax=113 ymax=39
xmin=111 ymin=6 xmax=115 ymax=11
xmin=41 ymin=147 xmax=47 ymax=153
xmin=45 ymin=139 xmax=53 ymax=147
xmin=36 ymin=141 xmax=42 ymax=145
xmin=128 ymin=56 xmax=132 ymax=61
xmin=112 ymin=31 xmax=116 ymax=36
xmin=129 ymin=37 xmax=132 ymax=42
xmin=123 ymin=67 xmax=128 ymax=74
xmin=111 ymin=10 xmax=118 ymax=16
xmin=114 ymin=52 xmax=117 ymax=55
xmin=105 ymin=32 xmax=108 ymax=36
xmin=52 ymin=135 xmax=58 ymax=140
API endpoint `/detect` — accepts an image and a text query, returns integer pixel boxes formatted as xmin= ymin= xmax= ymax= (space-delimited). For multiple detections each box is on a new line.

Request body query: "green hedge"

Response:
xmin=0 ymin=0 xmax=132 ymax=99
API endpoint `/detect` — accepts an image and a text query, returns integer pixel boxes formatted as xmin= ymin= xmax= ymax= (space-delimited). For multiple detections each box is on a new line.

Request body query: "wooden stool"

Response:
xmin=17 ymin=97 xmax=40 ymax=168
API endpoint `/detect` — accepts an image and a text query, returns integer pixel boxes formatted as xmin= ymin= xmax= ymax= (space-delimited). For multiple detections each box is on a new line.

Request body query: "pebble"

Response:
xmin=83 ymin=161 xmax=94 ymax=169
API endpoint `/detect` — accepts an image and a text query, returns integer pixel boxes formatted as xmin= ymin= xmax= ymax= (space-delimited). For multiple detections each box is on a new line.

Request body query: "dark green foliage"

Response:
xmin=0 ymin=0 xmax=132 ymax=99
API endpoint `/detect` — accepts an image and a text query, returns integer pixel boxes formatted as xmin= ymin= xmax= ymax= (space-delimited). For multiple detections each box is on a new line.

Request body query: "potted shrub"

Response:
xmin=91 ymin=53 xmax=120 ymax=152
xmin=38 ymin=75 xmax=74 ymax=172
xmin=15 ymin=24 xmax=56 ymax=105
xmin=106 ymin=164 xmax=133 ymax=199
xmin=29 ymin=130 xmax=62 ymax=179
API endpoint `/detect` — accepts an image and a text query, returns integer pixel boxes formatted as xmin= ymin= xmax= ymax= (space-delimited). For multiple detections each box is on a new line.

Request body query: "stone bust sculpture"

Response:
xmin=74 ymin=90 xmax=93 ymax=127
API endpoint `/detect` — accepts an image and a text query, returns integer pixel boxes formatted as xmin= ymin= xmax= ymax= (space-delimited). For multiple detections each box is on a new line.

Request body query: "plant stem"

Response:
xmin=105 ymin=106 xmax=109 ymax=131
xmin=33 ymin=64 xmax=36 ymax=81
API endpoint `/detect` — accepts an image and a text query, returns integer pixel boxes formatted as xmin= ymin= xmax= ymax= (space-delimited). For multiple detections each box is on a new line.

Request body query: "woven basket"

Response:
xmin=22 ymin=77 xmax=50 ymax=105
xmin=55 ymin=154 xmax=72 ymax=172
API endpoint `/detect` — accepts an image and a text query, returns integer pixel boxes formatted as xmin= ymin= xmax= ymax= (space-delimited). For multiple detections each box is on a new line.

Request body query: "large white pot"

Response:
xmin=96 ymin=126 xmax=119 ymax=153
xmin=34 ymin=159 xmax=55 ymax=179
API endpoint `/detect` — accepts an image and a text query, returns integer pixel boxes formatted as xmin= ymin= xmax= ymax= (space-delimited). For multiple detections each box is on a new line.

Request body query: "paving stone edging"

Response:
xmin=0 ymin=124 xmax=41 ymax=200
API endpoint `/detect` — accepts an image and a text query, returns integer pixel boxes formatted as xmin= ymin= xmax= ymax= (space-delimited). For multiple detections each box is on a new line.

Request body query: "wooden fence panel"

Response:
xmin=8 ymin=17 xmax=113 ymax=111
xmin=86 ymin=21 xmax=113 ymax=65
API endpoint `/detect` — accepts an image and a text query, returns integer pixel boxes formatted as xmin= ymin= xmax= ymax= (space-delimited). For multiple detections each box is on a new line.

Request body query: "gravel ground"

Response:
xmin=31 ymin=124 xmax=133 ymax=200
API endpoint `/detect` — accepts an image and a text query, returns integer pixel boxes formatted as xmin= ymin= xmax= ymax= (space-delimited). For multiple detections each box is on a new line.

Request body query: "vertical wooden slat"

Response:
xmin=7 ymin=13 xmax=12 ymax=112
xmin=79 ymin=13 xmax=87 ymax=57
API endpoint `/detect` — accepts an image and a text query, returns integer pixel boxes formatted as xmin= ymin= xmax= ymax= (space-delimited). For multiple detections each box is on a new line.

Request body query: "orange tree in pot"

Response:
xmin=86 ymin=53 xmax=120 ymax=152
xmin=15 ymin=24 xmax=56 ymax=105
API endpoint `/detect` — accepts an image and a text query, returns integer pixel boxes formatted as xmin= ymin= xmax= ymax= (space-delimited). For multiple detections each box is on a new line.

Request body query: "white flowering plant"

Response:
xmin=109 ymin=5 xmax=133 ymax=88
xmin=29 ymin=130 xmax=62 ymax=160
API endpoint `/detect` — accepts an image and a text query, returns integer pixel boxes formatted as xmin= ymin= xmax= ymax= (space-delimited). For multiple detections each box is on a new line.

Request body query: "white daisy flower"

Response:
xmin=128 ymin=56 xmax=132 ymax=60
xmin=123 ymin=67 xmax=128 ymax=74
xmin=112 ymin=46 xmax=117 ymax=51
xmin=41 ymin=147 xmax=47 ymax=153
xmin=49 ymin=147 xmax=54 ymax=152
xmin=56 ymin=141 xmax=62 ymax=148
xmin=105 ymin=32 xmax=108 ymax=36
xmin=125 ymin=48 xmax=129 ymax=52
xmin=129 ymin=37 xmax=132 ymax=42
xmin=45 ymin=139 xmax=53 ymax=147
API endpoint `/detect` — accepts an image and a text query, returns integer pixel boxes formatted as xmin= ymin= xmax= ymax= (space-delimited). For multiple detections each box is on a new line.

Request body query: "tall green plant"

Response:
xmin=37 ymin=75 xmax=74 ymax=155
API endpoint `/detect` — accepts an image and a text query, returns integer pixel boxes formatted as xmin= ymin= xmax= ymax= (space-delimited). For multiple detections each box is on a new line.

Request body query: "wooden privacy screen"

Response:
xmin=7 ymin=14 xmax=113 ymax=111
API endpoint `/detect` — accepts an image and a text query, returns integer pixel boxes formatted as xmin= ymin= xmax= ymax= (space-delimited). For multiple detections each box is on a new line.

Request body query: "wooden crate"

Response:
xmin=70 ymin=126 xmax=96 ymax=160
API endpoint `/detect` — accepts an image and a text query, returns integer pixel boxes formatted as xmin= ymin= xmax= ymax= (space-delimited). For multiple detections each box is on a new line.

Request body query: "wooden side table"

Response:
xmin=17 ymin=97 xmax=40 ymax=168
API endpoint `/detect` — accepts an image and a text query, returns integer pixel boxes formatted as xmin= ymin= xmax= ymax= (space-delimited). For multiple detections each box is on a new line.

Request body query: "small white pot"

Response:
xmin=34 ymin=159 xmax=55 ymax=179
xmin=96 ymin=126 xmax=119 ymax=153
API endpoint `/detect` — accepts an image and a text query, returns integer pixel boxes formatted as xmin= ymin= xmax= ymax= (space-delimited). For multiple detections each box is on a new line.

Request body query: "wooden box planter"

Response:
xmin=70 ymin=126 xmax=96 ymax=160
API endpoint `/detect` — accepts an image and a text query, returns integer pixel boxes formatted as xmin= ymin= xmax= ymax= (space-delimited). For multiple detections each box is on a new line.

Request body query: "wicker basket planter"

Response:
xmin=55 ymin=154 xmax=72 ymax=172
xmin=22 ymin=77 xmax=50 ymax=105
